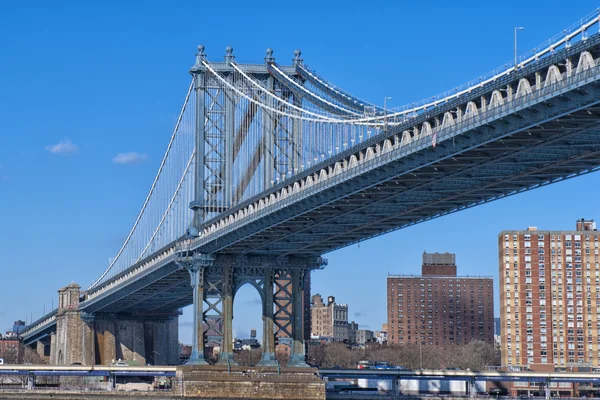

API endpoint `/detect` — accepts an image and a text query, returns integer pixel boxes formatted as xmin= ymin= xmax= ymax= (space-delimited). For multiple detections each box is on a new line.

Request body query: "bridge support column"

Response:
xmin=36 ymin=340 xmax=45 ymax=359
xmin=115 ymin=320 xmax=145 ymax=364
xmin=258 ymin=268 xmax=277 ymax=366
xmin=55 ymin=283 xmax=85 ymax=365
xmin=143 ymin=317 xmax=179 ymax=365
xmin=288 ymin=269 xmax=309 ymax=367
xmin=49 ymin=332 xmax=56 ymax=365
xmin=190 ymin=48 xmax=206 ymax=229
xmin=183 ymin=254 xmax=213 ymax=365
xmin=218 ymin=264 xmax=236 ymax=365
xmin=96 ymin=318 xmax=117 ymax=365
xmin=187 ymin=265 xmax=208 ymax=365
xmin=81 ymin=314 xmax=95 ymax=365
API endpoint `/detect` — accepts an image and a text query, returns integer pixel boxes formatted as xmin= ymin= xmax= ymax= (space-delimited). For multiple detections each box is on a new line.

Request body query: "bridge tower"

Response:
xmin=183 ymin=45 xmax=323 ymax=366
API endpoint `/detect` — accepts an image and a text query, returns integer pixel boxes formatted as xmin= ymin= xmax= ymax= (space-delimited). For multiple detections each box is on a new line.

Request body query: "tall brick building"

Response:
xmin=388 ymin=251 xmax=494 ymax=346
xmin=499 ymin=219 xmax=600 ymax=368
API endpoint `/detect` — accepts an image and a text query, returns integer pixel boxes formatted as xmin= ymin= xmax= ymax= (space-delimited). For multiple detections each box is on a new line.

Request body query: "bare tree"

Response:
xmin=275 ymin=349 xmax=289 ymax=367
xmin=321 ymin=342 xmax=359 ymax=368
xmin=443 ymin=340 xmax=496 ymax=370
xmin=462 ymin=340 xmax=496 ymax=370
xmin=307 ymin=344 xmax=326 ymax=367
xmin=234 ymin=348 xmax=262 ymax=366
xmin=21 ymin=345 xmax=46 ymax=365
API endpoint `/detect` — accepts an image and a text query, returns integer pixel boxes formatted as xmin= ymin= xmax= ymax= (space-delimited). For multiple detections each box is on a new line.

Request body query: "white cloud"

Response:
xmin=45 ymin=140 xmax=78 ymax=155
xmin=112 ymin=152 xmax=148 ymax=164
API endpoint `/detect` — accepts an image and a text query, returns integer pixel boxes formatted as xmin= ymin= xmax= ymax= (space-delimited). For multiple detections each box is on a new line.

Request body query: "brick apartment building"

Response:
xmin=388 ymin=251 xmax=494 ymax=346
xmin=499 ymin=219 xmax=600 ymax=368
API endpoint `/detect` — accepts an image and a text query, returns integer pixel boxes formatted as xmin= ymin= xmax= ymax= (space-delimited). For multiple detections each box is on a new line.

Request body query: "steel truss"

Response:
xmin=172 ymin=252 xmax=324 ymax=365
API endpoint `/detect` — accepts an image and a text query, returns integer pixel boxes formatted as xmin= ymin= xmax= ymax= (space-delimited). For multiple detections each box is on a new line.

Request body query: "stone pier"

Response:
xmin=52 ymin=284 xmax=180 ymax=365
xmin=175 ymin=365 xmax=325 ymax=400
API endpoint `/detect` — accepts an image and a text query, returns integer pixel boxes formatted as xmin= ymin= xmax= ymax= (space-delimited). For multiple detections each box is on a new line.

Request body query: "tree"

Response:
xmin=275 ymin=348 xmax=289 ymax=367
xmin=307 ymin=344 xmax=326 ymax=367
xmin=321 ymin=342 xmax=358 ymax=368
xmin=450 ymin=340 xmax=496 ymax=370
xmin=234 ymin=348 xmax=262 ymax=366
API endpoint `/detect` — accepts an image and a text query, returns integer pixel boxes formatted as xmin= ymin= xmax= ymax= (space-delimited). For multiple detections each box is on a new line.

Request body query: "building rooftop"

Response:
xmin=499 ymin=218 xmax=597 ymax=235
xmin=422 ymin=251 xmax=456 ymax=266
xmin=388 ymin=274 xmax=492 ymax=279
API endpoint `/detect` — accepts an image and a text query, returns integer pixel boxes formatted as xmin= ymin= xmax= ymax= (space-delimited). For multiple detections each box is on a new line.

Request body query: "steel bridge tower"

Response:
xmin=182 ymin=45 xmax=324 ymax=366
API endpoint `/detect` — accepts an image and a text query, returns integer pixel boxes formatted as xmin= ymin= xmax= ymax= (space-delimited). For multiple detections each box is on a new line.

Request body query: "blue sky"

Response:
xmin=1 ymin=0 xmax=599 ymax=344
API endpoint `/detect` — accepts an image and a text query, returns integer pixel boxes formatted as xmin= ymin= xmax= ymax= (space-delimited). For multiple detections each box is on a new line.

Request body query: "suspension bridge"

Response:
xmin=19 ymin=10 xmax=600 ymax=367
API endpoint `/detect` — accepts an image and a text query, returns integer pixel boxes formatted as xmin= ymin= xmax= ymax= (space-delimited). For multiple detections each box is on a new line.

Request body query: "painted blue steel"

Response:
xmin=199 ymin=31 xmax=600 ymax=231
xmin=190 ymin=84 xmax=600 ymax=255
xmin=0 ymin=370 xmax=30 ymax=376
xmin=31 ymin=370 xmax=107 ymax=377
xmin=111 ymin=371 xmax=176 ymax=377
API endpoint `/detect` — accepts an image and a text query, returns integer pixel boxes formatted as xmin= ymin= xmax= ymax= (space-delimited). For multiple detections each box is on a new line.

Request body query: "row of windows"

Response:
xmin=504 ymin=233 xmax=598 ymax=241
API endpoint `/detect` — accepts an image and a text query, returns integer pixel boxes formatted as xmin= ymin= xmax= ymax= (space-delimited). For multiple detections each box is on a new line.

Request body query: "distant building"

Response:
xmin=348 ymin=321 xmax=359 ymax=344
xmin=494 ymin=318 xmax=500 ymax=336
xmin=387 ymin=251 xmax=494 ymax=347
xmin=310 ymin=294 xmax=348 ymax=342
xmin=499 ymin=219 xmax=600 ymax=368
xmin=11 ymin=321 xmax=25 ymax=337
xmin=355 ymin=329 xmax=374 ymax=345
xmin=0 ymin=334 xmax=21 ymax=363
xmin=375 ymin=323 xmax=388 ymax=344
xmin=179 ymin=343 xmax=192 ymax=364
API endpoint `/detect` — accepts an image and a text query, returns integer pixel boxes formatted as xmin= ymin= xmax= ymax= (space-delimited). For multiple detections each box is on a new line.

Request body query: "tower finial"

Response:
xmin=265 ymin=48 xmax=274 ymax=63
xmin=193 ymin=44 xmax=206 ymax=69
xmin=293 ymin=49 xmax=303 ymax=65
xmin=224 ymin=46 xmax=234 ymax=64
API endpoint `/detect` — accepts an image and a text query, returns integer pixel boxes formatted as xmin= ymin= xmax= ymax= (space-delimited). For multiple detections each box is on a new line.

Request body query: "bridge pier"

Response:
xmin=288 ymin=269 xmax=309 ymax=367
xmin=178 ymin=253 xmax=324 ymax=366
xmin=94 ymin=318 xmax=116 ymax=364
xmin=96 ymin=315 xmax=179 ymax=366
xmin=53 ymin=283 xmax=180 ymax=366
xmin=35 ymin=339 xmax=44 ymax=359
xmin=49 ymin=332 xmax=56 ymax=364
xmin=258 ymin=268 xmax=277 ymax=366
xmin=55 ymin=283 xmax=85 ymax=365
xmin=217 ymin=264 xmax=236 ymax=365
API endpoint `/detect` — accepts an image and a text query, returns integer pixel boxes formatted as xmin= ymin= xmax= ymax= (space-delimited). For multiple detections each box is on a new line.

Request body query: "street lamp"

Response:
xmin=514 ymin=27 xmax=524 ymax=69
xmin=383 ymin=96 xmax=392 ymax=132
xmin=419 ymin=338 xmax=423 ymax=369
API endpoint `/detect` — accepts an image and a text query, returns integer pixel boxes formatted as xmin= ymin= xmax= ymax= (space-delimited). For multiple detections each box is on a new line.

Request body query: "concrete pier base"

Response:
xmin=175 ymin=365 xmax=325 ymax=400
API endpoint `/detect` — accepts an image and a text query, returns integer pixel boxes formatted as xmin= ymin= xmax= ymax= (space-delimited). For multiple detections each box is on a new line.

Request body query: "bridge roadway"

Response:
xmin=21 ymin=23 xmax=600 ymax=347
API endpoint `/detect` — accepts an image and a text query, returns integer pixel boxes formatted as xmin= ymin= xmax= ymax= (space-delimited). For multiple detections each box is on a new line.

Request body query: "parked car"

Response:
xmin=111 ymin=361 xmax=129 ymax=367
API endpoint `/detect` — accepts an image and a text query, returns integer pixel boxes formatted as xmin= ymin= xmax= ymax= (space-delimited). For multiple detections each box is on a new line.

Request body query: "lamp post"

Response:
xmin=419 ymin=339 xmax=423 ymax=369
xmin=383 ymin=96 xmax=392 ymax=132
xmin=514 ymin=27 xmax=524 ymax=69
